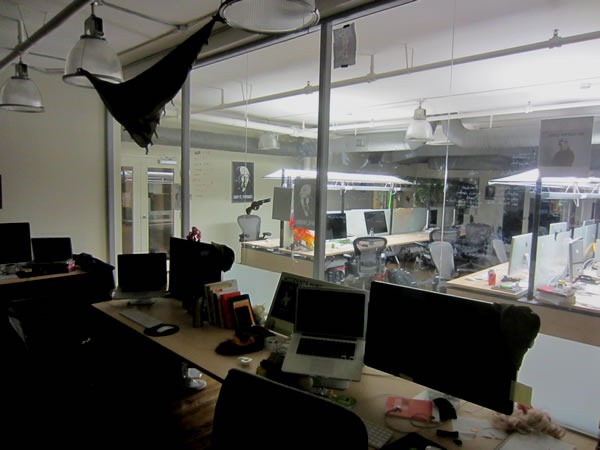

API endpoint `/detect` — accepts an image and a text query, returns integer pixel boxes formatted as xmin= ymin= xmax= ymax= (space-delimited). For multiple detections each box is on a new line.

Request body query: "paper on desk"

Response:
xmin=452 ymin=416 xmax=507 ymax=440
xmin=495 ymin=431 xmax=575 ymax=450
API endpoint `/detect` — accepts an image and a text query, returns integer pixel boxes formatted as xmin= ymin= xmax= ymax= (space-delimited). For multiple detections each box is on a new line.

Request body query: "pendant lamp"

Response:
xmin=0 ymin=60 xmax=44 ymax=113
xmin=63 ymin=3 xmax=123 ymax=88
xmin=429 ymin=124 xmax=453 ymax=146
xmin=405 ymin=100 xmax=433 ymax=143
xmin=258 ymin=133 xmax=280 ymax=150
xmin=219 ymin=0 xmax=320 ymax=34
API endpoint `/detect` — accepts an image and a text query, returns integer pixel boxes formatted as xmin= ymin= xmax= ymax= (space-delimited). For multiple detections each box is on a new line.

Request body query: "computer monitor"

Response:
xmin=114 ymin=252 xmax=167 ymax=305
xmin=264 ymin=272 xmax=359 ymax=338
xmin=364 ymin=210 xmax=388 ymax=236
xmin=568 ymin=238 xmax=585 ymax=282
xmin=508 ymin=232 xmax=532 ymax=276
xmin=365 ymin=281 xmax=540 ymax=415
xmin=549 ymin=221 xmax=568 ymax=235
xmin=0 ymin=222 xmax=32 ymax=272
xmin=31 ymin=237 xmax=73 ymax=263
xmin=325 ymin=212 xmax=347 ymax=240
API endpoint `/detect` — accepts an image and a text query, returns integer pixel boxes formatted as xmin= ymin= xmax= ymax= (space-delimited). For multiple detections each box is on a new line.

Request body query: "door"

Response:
xmin=120 ymin=155 xmax=181 ymax=254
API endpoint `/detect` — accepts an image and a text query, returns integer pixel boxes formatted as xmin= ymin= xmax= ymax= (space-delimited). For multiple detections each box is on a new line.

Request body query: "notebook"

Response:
xmin=112 ymin=253 xmax=168 ymax=302
xmin=31 ymin=237 xmax=73 ymax=263
xmin=281 ymin=285 xmax=367 ymax=382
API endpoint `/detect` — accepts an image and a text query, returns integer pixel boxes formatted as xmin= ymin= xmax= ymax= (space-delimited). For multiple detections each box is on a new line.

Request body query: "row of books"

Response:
xmin=203 ymin=279 xmax=256 ymax=329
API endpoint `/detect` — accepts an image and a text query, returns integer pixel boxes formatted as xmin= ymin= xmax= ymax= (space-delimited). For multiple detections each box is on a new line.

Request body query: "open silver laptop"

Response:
xmin=282 ymin=285 xmax=367 ymax=384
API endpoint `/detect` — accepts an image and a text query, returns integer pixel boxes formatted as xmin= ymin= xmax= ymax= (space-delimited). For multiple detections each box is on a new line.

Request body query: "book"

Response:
xmin=535 ymin=285 xmax=576 ymax=306
xmin=218 ymin=290 xmax=242 ymax=329
xmin=385 ymin=396 xmax=434 ymax=422
xmin=204 ymin=280 xmax=238 ymax=326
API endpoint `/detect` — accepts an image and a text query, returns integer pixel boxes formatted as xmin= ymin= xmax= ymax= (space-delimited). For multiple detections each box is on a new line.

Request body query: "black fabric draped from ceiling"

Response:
xmin=80 ymin=15 xmax=223 ymax=151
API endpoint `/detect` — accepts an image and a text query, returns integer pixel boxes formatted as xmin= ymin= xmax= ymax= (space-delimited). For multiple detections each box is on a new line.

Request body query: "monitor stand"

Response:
xmin=312 ymin=376 xmax=350 ymax=390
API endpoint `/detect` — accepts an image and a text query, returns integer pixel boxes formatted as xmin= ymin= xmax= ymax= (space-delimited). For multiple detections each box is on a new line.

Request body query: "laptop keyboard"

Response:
xmin=297 ymin=338 xmax=356 ymax=359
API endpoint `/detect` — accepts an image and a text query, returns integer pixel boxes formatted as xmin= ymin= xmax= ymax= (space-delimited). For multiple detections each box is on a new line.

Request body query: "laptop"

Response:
xmin=31 ymin=237 xmax=73 ymax=263
xmin=113 ymin=253 xmax=168 ymax=304
xmin=282 ymin=285 xmax=367 ymax=383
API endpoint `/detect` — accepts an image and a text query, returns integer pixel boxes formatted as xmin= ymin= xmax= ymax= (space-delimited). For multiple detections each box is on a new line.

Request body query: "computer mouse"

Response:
xmin=144 ymin=323 xmax=179 ymax=337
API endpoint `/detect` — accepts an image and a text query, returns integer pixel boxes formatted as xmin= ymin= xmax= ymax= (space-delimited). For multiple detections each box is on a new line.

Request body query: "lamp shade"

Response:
xmin=0 ymin=62 xmax=44 ymax=112
xmin=405 ymin=105 xmax=433 ymax=142
xmin=63 ymin=11 xmax=123 ymax=88
xmin=429 ymin=124 xmax=452 ymax=146
xmin=258 ymin=133 xmax=280 ymax=150
xmin=219 ymin=0 xmax=320 ymax=34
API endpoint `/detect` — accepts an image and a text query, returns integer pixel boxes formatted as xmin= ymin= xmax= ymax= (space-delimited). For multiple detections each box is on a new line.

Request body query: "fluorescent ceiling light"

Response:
xmin=264 ymin=169 xmax=413 ymax=186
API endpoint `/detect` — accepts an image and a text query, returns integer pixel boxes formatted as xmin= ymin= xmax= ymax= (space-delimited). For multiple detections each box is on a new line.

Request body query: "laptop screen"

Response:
xmin=117 ymin=253 xmax=167 ymax=292
xmin=31 ymin=237 xmax=73 ymax=263
xmin=295 ymin=286 xmax=366 ymax=339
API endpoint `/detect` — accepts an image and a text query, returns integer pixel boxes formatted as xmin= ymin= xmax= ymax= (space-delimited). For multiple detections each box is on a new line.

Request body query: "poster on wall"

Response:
xmin=293 ymin=178 xmax=316 ymax=229
xmin=232 ymin=162 xmax=254 ymax=204
xmin=538 ymin=117 xmax=593 ymax=177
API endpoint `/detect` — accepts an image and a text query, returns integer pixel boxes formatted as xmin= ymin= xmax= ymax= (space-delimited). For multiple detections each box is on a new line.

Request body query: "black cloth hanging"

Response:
xmin=80 ymin=15 xmax=223 ymax=151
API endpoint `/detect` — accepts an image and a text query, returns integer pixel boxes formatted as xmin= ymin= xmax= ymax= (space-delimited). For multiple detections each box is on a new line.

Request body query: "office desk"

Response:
xmin=447 ymin=262 xmax=600 ymax=347
xmin=240 ymin=231 xmax=430 ymax=277
xmin=92 ymin=298 xmax=596 ymax=450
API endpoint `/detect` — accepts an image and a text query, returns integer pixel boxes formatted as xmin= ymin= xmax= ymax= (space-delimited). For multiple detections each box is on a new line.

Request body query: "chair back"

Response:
xmin=429 ymin=240 xmax=455 ymax=281
xmin=353 ymin=236 xmax=388 ymax=276
xmin=429 ymin=227 xmax=460 ymax=244
xmin=237 ymin=214 xmax=261 ymax=241
xmin=492 ymin=239 xmax=508 ymax=263
xmin=211 ymin=368 xmax=368 ymax=450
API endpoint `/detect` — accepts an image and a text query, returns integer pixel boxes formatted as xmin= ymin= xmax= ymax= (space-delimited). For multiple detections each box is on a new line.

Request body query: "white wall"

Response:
xmin=0 ymin=70 xmax=108 ymax=260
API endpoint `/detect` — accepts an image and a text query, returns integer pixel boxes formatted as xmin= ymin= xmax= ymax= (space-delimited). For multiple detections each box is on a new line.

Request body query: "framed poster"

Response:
xmin=538 ymin=117 xmax=593 ymax=177
xmin=293 ymin=178 xmax=316 ymax=229
xmin=232 ymin=162 xmax=254 ymax=203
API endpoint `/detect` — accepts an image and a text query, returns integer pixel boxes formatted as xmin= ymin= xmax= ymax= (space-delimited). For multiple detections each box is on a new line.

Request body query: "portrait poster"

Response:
xmin=538 ymin=117 xmax=593 ymax=177
xmin=232 ymin=162 xmax=254 ymax=203
xmin=293 ymin=178 xmax=316 ymax=229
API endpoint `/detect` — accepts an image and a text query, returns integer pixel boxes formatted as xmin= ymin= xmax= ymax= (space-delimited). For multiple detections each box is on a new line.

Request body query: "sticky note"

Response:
xmin=510 ymin=381 xmax=533 ymax=407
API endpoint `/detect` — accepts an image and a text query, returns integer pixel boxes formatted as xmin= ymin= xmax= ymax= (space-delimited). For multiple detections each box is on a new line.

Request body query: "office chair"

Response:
xmin=345 ymin=236 xmax=388 ymax=288
xmin=429 ymin=241 xmax=474 ymax=292
xmin=210 ymin=368 xmax=368 ymax=450
xmin=492 ymin=238 xmax=508 ymax=263
xmin=237 ymin=214 xmax=272 ymax=242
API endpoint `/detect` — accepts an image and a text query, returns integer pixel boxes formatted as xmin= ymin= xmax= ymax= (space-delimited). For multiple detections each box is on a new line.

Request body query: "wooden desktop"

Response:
xmin=92 ymin=297 xmax=596 ymax=450
xmin=240 ymin=231 xmax=430 ymax=278
xmin=446 ymin=262 xmax=600 ymax=347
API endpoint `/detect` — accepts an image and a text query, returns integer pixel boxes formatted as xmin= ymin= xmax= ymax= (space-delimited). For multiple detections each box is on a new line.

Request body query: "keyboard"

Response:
xmin=363 ymin=419 xmax=393 ymax=449
xmin=297 ymin=338 xmax=356 ymax=359
xmin=120 ymin=308 xmax=162 ymax=328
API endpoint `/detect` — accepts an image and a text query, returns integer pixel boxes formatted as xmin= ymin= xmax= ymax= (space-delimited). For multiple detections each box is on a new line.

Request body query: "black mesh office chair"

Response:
xmin=345 ymin=236 xmax=388 ymax=288
xmin=210 ymin=368 xmax=368 ymax=450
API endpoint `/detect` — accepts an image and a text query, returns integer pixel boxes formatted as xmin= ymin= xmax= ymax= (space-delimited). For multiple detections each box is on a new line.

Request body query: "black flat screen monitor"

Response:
xmin=115 ymin=252 xmax=168 ymax=305
xmin=325 ymin=212 xmax=347 ymax=240
xmin=365 ymin=281 xmax=540 ymax=415
xmin=0 ymin=222 xmax=32 ymax=267
xmin=364 ymin=210 xmax=388 ymax=235
xmin=264 ymin=272 xmax=361 ymax=338
xmin=31 ymin=237 xmax=73 ymax=263
xmin=168 ymin=237 xmax=225 ymax=307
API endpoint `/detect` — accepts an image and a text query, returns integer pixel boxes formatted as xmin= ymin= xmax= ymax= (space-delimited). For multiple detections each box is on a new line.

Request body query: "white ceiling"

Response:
xmin=2 ymin=0 xmax=600 ymax=167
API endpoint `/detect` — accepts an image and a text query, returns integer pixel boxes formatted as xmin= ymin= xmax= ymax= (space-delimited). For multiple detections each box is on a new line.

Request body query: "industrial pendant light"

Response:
xmin=219 ymin=0 xmax=320 ymax=34
xmin=405 ymin=100 xmax=433 ymax=143
xmin=63 ymin=2 xmax=123 ymax=88
xmin=0 ymin=59 xmax=45 ymax=112
xmin=258 ymin=133 xmax=280 ymax=150
xmin=429 ymin=123 xmax=453 ymax=146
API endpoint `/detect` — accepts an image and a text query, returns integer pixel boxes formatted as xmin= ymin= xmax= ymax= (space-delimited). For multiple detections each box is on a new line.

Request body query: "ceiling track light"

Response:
xmin=63 ymin=2 xmax=123 ymax=88
xmin=218 ymin=0 xmax=320 ymax=34
xmin=405 ymin=99 xmax=433 ymax=143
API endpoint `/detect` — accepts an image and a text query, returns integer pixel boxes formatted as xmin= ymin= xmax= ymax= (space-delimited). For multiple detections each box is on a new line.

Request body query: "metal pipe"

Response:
xmin=197 ymin=29 xmax=600 ymax=113
xmin=0 ymin=0 xmax=89 ymax=71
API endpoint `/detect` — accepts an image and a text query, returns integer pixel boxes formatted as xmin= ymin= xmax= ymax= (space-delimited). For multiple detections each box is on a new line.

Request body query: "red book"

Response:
xmin=218 ymin=290 xmax=241 ymax=329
